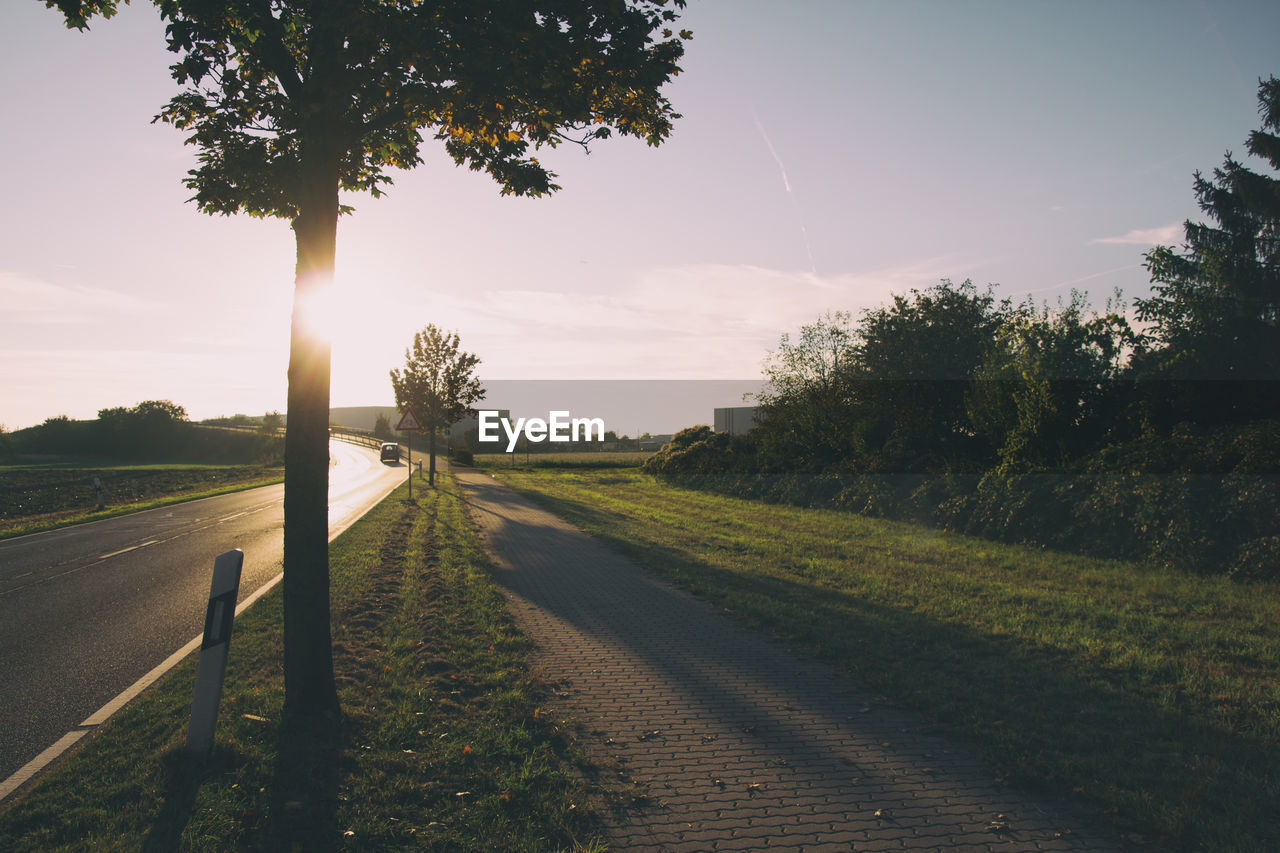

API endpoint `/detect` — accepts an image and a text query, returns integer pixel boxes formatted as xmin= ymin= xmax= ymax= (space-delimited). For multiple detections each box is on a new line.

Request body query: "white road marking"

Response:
xmin=96 ymin=540 xmax=159 ymax=561
xmin=96 ymin=546 xmax=139 ymax=560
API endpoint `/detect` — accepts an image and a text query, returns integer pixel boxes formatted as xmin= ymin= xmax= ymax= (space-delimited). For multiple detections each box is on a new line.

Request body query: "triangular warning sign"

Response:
xmin=396 ymin=409 xmax=422 ymax=431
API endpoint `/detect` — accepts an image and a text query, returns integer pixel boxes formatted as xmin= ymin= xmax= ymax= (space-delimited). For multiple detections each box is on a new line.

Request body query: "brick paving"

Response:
xmin=453 ymin=468 xmax=1132 ymax=852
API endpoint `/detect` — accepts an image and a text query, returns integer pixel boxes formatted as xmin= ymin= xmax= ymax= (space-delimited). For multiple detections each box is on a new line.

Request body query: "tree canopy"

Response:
xmin=48 ymin=0 xmax=689 ymax=218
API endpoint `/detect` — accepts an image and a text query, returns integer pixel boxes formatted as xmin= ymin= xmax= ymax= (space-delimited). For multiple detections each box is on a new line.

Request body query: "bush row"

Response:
xmin=642 ymin=422 xmax=1280 ymax=581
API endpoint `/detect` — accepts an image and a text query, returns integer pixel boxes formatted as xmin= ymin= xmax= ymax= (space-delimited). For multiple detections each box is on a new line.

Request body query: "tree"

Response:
xmin=751 ymin=282 xmax=1013 ymax=473
xmin=850 ymin=280 xmax=1011 ymax=470
xmin=371 ymin=412 xmax=393 ymax=441
xmin=1136 ymin=76 xmax=1280 ymax=408
xmin=96 ymin=399 xmax=190 ymax=457
xmin=44 ymin=0 xmax=689 ymax=719
xmin=390 ymin=325 xmax=485 ymax=486
xmin=967 ymin=292 xmax=1135 ymax=469
xmin=260 ymin=410 xmax=284 ymax=434
xmin=754 ymin=311 xmax=860 ymax=471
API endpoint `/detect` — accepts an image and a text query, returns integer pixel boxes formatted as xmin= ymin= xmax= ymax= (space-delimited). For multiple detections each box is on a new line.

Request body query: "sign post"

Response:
xmin=396 ymin=409 xmax=421 ymax=499
xmin=187 ymin=549 xmax=244 ymax=757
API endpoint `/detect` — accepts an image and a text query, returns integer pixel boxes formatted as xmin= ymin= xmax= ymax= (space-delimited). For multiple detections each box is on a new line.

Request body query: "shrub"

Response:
xmin=1231 ymin=536 xmax=1280 ymax=582
xmin=642 ymin=426 xmax=746 ymax=477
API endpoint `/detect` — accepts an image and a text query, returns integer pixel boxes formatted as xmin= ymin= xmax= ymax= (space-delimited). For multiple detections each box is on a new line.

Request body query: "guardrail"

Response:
xmin=328 ymin=427 xmax=386 ymax=451
xmin=195 ymin=423 xmax=285 ymax=436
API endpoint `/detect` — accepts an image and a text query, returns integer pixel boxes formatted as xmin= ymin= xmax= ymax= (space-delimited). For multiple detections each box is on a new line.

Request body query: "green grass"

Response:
xmin=0 ymin=465 xmax=284 ymax=540
xmin=0 ymin=475 xmax=607 ymax=851
xmin=471 ymin=451 xmax=651 ymax=469
xmin=478 ymin=465 xmax=1280 ymax=852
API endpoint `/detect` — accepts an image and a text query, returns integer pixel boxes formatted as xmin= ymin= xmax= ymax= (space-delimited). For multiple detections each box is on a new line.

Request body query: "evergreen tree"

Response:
xmin=1137 ymin=76 xmax=1280 ymax=394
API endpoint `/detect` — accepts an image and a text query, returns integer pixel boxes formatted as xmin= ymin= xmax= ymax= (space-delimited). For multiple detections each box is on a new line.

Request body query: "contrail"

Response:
xmin=752 ymin=110 xmax=793 ymax=194
xmin=1023 ymin=263 xmax=1142 ymax=296
xmin=751 ymin=106 xmax=816 ymax=274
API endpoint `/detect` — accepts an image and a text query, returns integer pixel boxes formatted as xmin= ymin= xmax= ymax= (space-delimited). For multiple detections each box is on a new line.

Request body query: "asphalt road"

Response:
xmin=0 ymin=440 xmax=407 ymax=783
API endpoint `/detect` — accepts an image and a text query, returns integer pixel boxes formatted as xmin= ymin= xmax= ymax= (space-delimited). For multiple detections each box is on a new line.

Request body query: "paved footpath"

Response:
xmin=454 ymin=468 xmax=1132 ymax=852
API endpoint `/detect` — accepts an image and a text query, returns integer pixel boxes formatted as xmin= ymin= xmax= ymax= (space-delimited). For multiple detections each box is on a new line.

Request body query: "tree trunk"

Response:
xmin=282 ymin=140 xmax=341 ymax=720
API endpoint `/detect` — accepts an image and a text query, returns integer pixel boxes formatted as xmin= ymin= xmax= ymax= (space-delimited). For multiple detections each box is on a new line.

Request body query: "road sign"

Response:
xmin=396 ymin=409 xmax=421 ymax=431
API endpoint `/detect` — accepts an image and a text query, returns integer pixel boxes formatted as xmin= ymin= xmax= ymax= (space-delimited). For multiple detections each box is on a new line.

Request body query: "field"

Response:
xmin=0 ymin=465 xmax=284 ymax=539
xmin=477 ymin=463 xmax=1280 ymax=852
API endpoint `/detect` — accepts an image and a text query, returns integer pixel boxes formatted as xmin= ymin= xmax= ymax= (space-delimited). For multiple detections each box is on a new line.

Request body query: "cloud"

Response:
xmin=0 ymin=270 xmax=154 ymax=325
xmin=1091 ymin=224 xmax=1183 ymax=246
xmin=446 ymin=262 xmax=950 ymax=341
xmin=389 ymin=260 xmax=966 ymax=380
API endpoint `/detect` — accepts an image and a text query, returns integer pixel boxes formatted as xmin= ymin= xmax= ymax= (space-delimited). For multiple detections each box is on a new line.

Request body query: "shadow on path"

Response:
xmin=451 ymin=468 xmax=1155 ymax=851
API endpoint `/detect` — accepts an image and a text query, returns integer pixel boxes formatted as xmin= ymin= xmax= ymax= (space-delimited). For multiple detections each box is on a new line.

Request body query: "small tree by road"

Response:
xmin=390 ymin=326 xmax=485 ymax=486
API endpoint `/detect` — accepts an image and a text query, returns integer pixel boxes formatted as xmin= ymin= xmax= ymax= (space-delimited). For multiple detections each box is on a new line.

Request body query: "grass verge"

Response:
xmin=472 ymin=452 xmax=651 ymax=469
xmin=478 ymin=464 xmax=1280 ymax=852
xmin=0 ymin=465 xmax=284 ymax=540
xmin=0 ymin=474 xmax=606 ymax=851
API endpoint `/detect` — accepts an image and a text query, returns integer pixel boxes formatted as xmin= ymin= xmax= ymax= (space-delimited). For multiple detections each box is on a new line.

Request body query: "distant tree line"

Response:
xmin=7 ymin=401 xmax=283 ymax=464
xmin=202 ymin=411 xmax=285 ymax=433
xmin=646 ymin=76 xmax=1280 ymax=580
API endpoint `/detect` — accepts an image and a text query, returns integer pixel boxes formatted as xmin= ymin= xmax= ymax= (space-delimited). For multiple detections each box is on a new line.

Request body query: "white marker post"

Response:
xmin=396 ymin=409 xmax=421 ymax=500
xmin=187 ymin=549 xmax=244 ymax=757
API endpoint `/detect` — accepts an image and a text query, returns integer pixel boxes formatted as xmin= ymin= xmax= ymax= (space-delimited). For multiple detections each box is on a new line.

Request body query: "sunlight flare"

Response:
xmin=294 ymin=275 xmax=343 ymax=344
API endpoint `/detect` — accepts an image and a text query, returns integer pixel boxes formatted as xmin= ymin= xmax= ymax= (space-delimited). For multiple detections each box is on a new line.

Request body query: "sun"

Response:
xmin=295 ymin=268 xmax=385 ymax=348
xmin=293 ymin=268 xmax=411 ymax=406
xmin=294 ymin=275 xmax=344 ymax=344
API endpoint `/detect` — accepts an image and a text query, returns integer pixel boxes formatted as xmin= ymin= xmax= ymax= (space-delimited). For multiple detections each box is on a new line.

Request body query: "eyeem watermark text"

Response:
xmin=478 ymin=410 xmax=606 ymax=452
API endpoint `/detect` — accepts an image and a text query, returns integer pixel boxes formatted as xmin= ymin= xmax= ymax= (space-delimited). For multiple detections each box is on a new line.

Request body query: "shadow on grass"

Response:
xmin=247 ymin=713 xmax=345 ymax=852
xmin=141 ymin=715 xmax=343 ymax=852
xmin=472 ymin=475 xmax=1278 ymax=851
xmin=141 ymin=747 xmax=245 ymax=853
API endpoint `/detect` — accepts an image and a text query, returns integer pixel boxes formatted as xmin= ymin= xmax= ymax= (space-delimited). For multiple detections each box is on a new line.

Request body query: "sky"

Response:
xmin=2 ymin=0 xmax=1277 ymax=432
